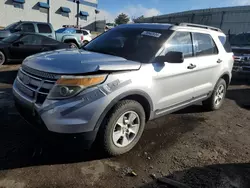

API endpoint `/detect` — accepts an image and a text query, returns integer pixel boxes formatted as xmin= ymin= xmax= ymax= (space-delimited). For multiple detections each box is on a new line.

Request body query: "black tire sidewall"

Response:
xmin=103 ymin=100 xmax=146 ymax=155
xmin=211 ymin=79 xmax=227 ymax=110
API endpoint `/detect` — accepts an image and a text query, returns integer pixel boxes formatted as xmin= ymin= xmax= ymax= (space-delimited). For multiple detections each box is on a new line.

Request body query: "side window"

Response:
xmin=37 ymin=24 xmax=52 ymax=33
xmin=18 ymin=23 xmax=35 ymax=32
xmin=42 ymin=37 xmax=59 ymax=45
xmin=82 ymin=30 xmax=88 ymax=35
xmin=165 ymin=31 xmax=193 ymax=58
xmin=19 ymin=35 xmax=43 ymax=45
xmin=218 ymin=36 xmax=232 ymax=53
xmin=193 ymin=33 xmax=218 ymax=56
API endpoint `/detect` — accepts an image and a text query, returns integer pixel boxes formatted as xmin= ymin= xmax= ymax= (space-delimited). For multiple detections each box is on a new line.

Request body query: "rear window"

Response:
xmin=37 ymin=24 xmax=52 ymax=33
xmin=219 ymin=36 xmax=232 ymax=52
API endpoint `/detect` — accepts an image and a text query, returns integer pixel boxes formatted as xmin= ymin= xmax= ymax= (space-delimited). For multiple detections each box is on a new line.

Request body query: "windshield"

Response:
xmin=2 ymin=34 xmax=21 ymax=43
xmin=84 ymin=27 xmax=173 ymax=63
xmin=230 ymin=33 xmax=250 ymax=46
xmin=4 ymin=22 xmax=19 ymax=30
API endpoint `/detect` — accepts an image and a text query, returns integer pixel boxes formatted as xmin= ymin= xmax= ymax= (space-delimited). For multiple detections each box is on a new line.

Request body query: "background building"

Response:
xmin=135 ymin=5 xmax=250 ymax=36
xmin=0 ymin=0 xmax=100 ymax=30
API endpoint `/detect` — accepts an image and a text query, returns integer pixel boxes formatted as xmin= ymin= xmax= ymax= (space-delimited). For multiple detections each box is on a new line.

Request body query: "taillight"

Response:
xmin=81 ymin=35 xmax=84 ymax=41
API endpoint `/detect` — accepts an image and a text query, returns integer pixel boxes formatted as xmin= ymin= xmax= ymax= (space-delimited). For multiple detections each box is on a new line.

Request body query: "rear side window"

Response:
xmin=42 ymin=36 xmax=59 ymax=45
xmin=82 ymin=30 xmax=89 ymax=35
xmin=193 ymin=33 xmax=218 ymax=56
xmin=165 ymin=31 xmax=193 ymax=58
xmin=218 ymin=36 xmax=232 ymax=52
xmin=37 ymin=24 xmax=52 ymax=33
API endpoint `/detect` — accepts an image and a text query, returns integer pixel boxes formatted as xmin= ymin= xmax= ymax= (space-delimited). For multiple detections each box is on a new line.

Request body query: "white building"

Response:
xmin=0 ymin=0 xmax=99 ymax=30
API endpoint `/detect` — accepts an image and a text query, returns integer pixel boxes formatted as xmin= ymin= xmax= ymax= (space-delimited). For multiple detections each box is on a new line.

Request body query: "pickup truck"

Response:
xmin=0 ymin=21 xmax=86 ymax=48
xmin=230 ymin=33 xmax=250 ymax=79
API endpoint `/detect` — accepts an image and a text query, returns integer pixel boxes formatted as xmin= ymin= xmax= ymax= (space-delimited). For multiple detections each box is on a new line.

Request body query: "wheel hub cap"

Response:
xmin=214 ymin=84 xmax=225 ymax=106
xmin=112 ymin=111 xmax=140 ymax=148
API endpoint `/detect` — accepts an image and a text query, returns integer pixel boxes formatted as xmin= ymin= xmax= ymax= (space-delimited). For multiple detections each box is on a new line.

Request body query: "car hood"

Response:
xmin=23 ymin=49 xmax=141 ymax=74
xmin=0 ymin=30 xmax=11 ymax=39
xmin=232 ymin=46 xmax=250 ymax=55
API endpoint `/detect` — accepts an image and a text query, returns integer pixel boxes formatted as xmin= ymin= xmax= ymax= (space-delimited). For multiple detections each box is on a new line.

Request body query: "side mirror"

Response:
xmin=155 ymin=51 xmax=184 ymax=63
xmin=13 ymin=41 xmax=24 ymax=46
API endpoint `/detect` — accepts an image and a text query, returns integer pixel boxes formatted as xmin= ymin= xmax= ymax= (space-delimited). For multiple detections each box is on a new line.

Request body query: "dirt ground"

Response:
xmin=0 ymin=64 xmax=250 ymax=188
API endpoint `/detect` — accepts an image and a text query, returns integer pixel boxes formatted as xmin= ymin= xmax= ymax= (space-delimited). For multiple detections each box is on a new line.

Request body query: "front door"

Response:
xmin=154 ymin=31 xmax=197 ymax=114
xmin=9 ymin=34 xmax=43 ymax=60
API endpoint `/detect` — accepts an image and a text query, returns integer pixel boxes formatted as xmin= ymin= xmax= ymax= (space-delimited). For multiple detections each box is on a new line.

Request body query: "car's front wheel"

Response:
xmin=0 ymin=51 xmax=6 ymax=65
xmin=203 ymin=78 xmax=227 ymax=110
xmin=99 ymin=100 xmax=146 ymax=156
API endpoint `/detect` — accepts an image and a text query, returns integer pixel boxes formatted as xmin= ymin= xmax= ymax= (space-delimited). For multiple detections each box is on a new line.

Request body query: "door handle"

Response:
xmin=217 ymin=59 xmax=222 ymax=63
xmin=187 ymin=64 xmax=196 ymax=69
xmin=48 ymin=35 xmax=53 ymax=38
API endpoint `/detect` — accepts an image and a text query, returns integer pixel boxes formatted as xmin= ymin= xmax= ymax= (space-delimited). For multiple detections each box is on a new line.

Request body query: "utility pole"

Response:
xmin=74 ymin=0 xmax=80 ymax=26
xmin=47 ymin=0 xmax=50 ymax=23
xmin=95 ymin=9 xmax=100 ymax=32
xmin=76 ymin=0 xmax=80 ymax=26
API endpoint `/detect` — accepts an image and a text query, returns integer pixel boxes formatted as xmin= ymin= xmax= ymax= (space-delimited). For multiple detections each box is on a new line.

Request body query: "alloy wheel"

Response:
xmin=112 ymin=111 xmax=140 ymax=148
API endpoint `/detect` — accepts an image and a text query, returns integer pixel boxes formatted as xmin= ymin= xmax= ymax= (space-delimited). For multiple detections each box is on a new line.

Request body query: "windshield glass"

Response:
xmin=230 ymin=33 xmax=250 ymax=46
xmin=4 ymin=22 xmax=19 ymax=30
xmin=84 ymin=27 xmax=173 ymax=63
xmin=2 ymin=34 xmax=21 ymax=43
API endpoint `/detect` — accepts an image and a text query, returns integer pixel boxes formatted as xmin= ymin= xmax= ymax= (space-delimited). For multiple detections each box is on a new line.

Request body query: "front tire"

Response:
xmin=0 ymin=51 xmax=6 ymax=65
xmin=99 ymin=100 xmax=146 ymax=156
xmin=203 ymin=78 xmax=227 ymax=111
xmin=68 ymin=42 xmax=78 ymax=49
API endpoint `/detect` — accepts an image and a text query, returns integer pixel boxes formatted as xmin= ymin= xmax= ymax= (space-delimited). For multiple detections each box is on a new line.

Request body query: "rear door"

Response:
xmin=191 ymin=32 xmax=221 ymax=98
xmin=37 ymin=23 xmax=54 ymax=38
xmin=41 ymin=36 xmax=68 ymax=50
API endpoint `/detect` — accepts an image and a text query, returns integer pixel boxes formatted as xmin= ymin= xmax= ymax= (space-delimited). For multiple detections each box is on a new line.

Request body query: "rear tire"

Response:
xmin=98 ymin=100 xmax=146 ymax=156
xmin=202 ymin=78 xmax=227 ymax=111
xmin=0 ymin=51 xmax=6 ymax=65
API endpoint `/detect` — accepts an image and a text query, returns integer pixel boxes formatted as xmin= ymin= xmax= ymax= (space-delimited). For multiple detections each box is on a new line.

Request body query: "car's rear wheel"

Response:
xmin=0 ymin=51 xmax=6 ymax=65
xmin=99 ymin=100 xmax=146 ymax=156
xmin=202 ymin=78 xmax=227 ymax=110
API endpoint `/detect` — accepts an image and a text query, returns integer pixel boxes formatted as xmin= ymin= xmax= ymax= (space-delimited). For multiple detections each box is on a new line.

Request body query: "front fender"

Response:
xmin=94 ymin=89 xmax=154 ymax=130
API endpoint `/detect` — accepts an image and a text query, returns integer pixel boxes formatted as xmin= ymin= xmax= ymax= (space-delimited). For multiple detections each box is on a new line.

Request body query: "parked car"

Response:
xmin=230 ymin=33 xmax=250 ymax=78
xmin=0 ymin=33 xmax=70 ymax=65
xmin=0 ymin=21 xmax=86 ymax=48
xmin=56 ymin=27 xmax=92 ymax=48
xmin=13 ymin=23 xmax=234 ymax=156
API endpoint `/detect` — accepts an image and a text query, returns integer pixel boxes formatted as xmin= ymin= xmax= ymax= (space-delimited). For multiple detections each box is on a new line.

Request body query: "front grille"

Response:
xmin=22 ymin=65 xmax=60 ymax=80
xmin=233 ymin=49 xmax=250 ymax=54
xmin=17 ymin=67 xmax=57 ymax=104
xmin=243 ymin=67 xmax=250 ymax=71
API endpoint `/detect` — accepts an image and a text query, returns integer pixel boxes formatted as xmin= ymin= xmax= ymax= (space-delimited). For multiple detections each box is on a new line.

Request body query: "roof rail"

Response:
xmin=178 ymin=23 xmax=222 ymax=32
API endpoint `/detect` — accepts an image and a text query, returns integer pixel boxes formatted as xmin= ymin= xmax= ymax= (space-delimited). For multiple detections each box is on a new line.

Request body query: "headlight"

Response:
xmin=47 ymin=75 xmax=107 ymax=99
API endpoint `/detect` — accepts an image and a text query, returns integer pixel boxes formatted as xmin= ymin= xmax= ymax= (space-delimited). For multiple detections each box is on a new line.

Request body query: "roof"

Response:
xmin=14 ymin=21 xmax=51 ymax=25
xmin=117 ymin=23 xmax=173 ymax=30
xmin=117 ymin=23 xmax=222 ymax=33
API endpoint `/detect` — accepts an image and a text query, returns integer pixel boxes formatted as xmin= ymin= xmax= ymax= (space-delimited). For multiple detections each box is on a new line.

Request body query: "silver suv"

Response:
xmin=13 ymin=23 xmax=234 ymax=156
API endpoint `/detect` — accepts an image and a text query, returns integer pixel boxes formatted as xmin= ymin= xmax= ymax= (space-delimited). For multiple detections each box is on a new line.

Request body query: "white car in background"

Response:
xmin=78 ymin=29 xmax=92 ymax=44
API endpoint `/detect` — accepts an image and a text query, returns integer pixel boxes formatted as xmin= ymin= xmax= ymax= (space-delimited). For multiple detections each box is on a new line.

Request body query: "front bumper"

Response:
xmin=12 ymin=79 xmax=106 ymax=135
